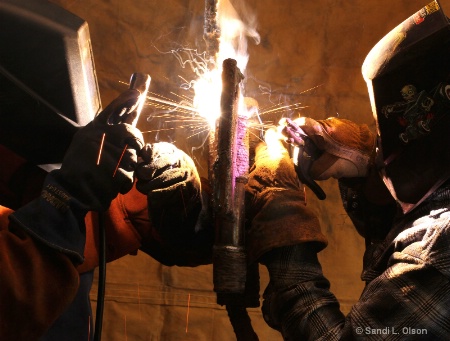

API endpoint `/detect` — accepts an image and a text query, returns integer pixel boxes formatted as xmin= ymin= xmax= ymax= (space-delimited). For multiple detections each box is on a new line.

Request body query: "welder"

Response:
xmin=0 ymin=93 xmax=213 ymax=341
xmin=0 ymin=1 xmax=213 ymax=339
xmin=245 ymin=1 xmax=450 ymax=339
xmin=0 ymin=88 xmax=214 ymax=340
xmin=0 ymin=88 xmax=144 ymax=340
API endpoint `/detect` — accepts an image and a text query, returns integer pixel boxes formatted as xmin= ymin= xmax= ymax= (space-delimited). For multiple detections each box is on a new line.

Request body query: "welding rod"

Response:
xmin=204 ymin=0 xmax=220 ymax=182
xmin=126 ymin=72 xmax=151 ymax=127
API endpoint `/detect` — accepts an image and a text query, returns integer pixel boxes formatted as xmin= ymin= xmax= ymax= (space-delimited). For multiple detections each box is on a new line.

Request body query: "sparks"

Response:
xmin=185 ymin=293 xmax=191 ymax=333
xmin=147 ymin=94 xmax=198 ymax=114
xmin=97 ymin=133 xmax=106 ymax=165
xmin=113 ymin=144 xmax=128 ymax=177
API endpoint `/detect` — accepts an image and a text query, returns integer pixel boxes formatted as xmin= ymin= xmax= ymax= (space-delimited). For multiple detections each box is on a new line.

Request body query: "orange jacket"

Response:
xmin=0 ymin=205 xmax=80 ymax=340
xmin=0 ymin=145 xmax=147 ymax=339
xmin=0 ymin=187 xmax=151 ymax=339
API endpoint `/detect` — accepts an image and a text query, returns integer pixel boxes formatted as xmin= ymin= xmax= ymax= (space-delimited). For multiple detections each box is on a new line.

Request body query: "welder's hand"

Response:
xmin=284 ymin=117 xmax=376 ymax=180
xmin=134 ymin=143 xmax=204 ymax=248
xmin=10 ymin=89 xmax=144 ymax=263
xmin=245 ymin=129 xmax=327 ymax=264
xmin=54 ymin=89 xmax=145 ymax=212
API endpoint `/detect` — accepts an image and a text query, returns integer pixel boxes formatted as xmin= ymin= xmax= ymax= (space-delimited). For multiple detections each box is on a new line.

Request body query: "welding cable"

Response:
xmin=226 ymin=305 xmax=259 ymax=341
xmin=93 ymin=212 xmax=106 ymax=341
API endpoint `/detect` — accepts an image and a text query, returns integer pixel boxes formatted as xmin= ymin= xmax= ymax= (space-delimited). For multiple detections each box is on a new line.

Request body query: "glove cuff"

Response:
xmin=10 ymin=172 xmax=88 ymax=264
xmin=247 ymin=188 xmax=327 ymax=264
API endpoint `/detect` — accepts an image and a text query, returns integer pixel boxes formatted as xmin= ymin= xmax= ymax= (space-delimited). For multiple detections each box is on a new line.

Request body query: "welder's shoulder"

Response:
xmin=418 ymin=208 xmax=450 ymax=276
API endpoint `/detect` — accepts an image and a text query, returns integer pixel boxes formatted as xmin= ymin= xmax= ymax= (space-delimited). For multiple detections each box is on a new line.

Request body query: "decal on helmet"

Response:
xmin=382 ymin=82 xmax=449 ymax=144
xmin=413 ymin=2 xmax=440 ymax=24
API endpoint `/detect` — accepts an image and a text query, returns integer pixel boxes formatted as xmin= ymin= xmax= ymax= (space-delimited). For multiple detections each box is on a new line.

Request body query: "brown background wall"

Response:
xmin=50 ymin=0 xmax=450 ymax=339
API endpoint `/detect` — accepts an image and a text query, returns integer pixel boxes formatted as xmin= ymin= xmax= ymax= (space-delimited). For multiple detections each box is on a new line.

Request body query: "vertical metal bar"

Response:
xmin=212 ymin=58 xmax=247 ymax=295
xmin=204 ymin=0 xmax=220 ymax=183
xmin=203 ymin=0 xmax=220 ymax=67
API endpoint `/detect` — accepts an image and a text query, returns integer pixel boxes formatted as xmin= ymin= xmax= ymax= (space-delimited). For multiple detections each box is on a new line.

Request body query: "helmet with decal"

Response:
xmin=362 ymin=0 xmax=450 ymax=213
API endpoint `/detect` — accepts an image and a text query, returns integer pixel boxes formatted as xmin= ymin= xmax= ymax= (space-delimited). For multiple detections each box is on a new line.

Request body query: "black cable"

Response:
xmin=226 ymin=304 xmax=259 ymax=341
xmin=93 ymin=212 xmax=106 ymax=341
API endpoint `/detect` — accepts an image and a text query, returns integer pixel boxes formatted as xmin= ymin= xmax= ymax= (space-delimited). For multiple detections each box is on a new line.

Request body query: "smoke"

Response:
xmin=216 ymin=0 xmax=260 ymax=74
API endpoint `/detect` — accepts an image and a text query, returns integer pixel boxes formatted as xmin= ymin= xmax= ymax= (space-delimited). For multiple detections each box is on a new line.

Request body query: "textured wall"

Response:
xmin=50 ymin=0 xmax=449 ymax=339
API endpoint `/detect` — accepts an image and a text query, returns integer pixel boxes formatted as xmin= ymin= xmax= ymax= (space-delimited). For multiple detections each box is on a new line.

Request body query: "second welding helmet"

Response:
xmin=362 ymin=0 xmax=450 ymax=214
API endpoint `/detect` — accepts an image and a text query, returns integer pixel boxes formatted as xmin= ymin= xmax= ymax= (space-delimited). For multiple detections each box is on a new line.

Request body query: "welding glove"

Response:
xmin=245 ymin=129 xmax=327 ymax=264
xmin=10 ymin=89 xmax=144 ymax=263
xmin=286 ymin=117 xmax=376 ymax=180
xmin=286 ymin=117 xmax=397 ymax=239
xmin=55 ymin=89 xmax=144 ymax=210
xmin=245 ymin=130 xmax=330 ymax=335
xmin=135 ymin=142 xmax=212 ymax=264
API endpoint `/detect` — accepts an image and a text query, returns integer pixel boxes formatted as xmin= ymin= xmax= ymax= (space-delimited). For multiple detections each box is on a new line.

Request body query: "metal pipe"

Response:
xmin=212 ymin=58 xmax=247 ymax=295
xmin=204 ymin=0 xmax=220 ymax=183
xmin=203 ymin=0 xmax=220 ymax=67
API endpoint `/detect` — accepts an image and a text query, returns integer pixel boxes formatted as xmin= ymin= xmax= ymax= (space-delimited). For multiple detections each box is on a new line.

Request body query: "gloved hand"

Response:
xmin=135 ymin=143 xmax=208 ymax=255
xmin=79 ymin=178 xmax=213 ymax=274
xmin=10 ymin=89 xmax=144 ymax=263
xmin=245 ymin=129 xmax=327 ymax=264
xmin=283 ymin=117 xmax=397 ymax=238
xmin=283 ymin=117 xmax=376 ymax=180
xmin=55 ymin=89 xmax=144 ymax=211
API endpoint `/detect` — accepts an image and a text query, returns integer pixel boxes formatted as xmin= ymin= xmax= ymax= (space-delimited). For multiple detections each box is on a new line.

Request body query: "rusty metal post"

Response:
xmin=212 ymin=58 xmax=247 ymax=296
xmin=204 ymin=4 xmax=258 ymax=338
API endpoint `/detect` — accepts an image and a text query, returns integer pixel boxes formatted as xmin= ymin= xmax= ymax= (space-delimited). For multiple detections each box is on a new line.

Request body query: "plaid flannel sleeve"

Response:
xmin=262 ymin=213 xmax=450 ymax=340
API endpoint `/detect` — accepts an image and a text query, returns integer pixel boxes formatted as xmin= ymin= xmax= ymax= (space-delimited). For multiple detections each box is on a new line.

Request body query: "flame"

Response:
xmin=193 ymin=0 xmax=260 ymax=128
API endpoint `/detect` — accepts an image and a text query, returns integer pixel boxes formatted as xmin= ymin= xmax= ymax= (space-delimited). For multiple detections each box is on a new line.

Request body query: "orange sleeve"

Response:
xmin=0 ymin=206 xmax=79 ymax=340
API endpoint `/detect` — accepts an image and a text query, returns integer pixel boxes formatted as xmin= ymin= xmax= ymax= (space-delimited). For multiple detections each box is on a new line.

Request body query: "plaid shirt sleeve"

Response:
xmin=263 ymin=209 xmax=450 ymax=340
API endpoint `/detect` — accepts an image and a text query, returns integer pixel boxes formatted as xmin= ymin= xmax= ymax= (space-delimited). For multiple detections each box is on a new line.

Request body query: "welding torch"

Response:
xmin=108 ymin=73 xmax=151 ymax=127
xmin=94 ymin=72 xmax=150 ymax=341
xmin=280 ymin=117 xmax=326 ymax=200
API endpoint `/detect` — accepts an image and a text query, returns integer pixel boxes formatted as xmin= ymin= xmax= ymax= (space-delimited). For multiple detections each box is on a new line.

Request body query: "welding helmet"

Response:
xmin=0 ymin=0 xmax=101 ymax=167
xmin=362 ymin=0 xmax=450 ymax=213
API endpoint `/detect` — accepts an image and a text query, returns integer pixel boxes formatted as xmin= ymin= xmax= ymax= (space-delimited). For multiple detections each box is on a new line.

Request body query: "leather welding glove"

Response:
xmin=245 ymin=129 xmax=327 ymax=264
xmin=286 ymin=117 xmax=376 ymax=180
xmin=55 ymin=89 xmax=144 ymax=210
xmin=286 ymin=117 xmax=397 ymax=239
xmin=135 ymin=142 xmax=212 ymax=264
xmin=10 ymin=89 xmax=144 ymax=263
